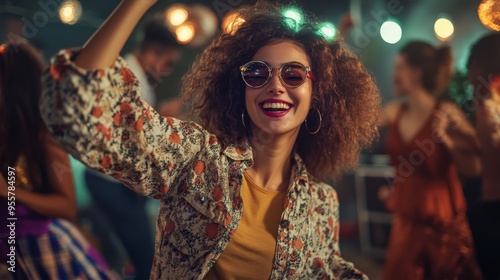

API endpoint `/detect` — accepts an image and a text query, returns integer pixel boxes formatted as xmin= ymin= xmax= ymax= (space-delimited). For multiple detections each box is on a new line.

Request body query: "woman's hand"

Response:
xmin=338 ymin=13 xmax=355 ymax=38
xmin=433 ymin=109 xmax=455 ymax=149
xmin=434 ymin=102 xmax=482 ymax=177
xmin=378 ymin=184 xmax=393 ymax=202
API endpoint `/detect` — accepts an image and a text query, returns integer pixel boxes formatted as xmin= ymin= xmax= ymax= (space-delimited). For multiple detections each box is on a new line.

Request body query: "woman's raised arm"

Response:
xmin=40 ymin=0 xmax=215 ymax=200
xmin=74 ymin=0 xmax=156 ymax=69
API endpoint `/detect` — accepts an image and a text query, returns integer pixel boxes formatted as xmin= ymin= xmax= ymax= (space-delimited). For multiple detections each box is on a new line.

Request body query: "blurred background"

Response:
xmin=0 ymin=0 xmax=495 ymax=101
xmin=1 ymin=0 xmax=498 ymax=279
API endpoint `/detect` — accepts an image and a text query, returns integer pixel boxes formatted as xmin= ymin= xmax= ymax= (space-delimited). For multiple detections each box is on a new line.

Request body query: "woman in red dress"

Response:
xmin=380 ymin=41 xmax=483 ymax=280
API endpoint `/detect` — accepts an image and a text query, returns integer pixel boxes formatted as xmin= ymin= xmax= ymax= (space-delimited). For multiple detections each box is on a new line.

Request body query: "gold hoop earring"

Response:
xmin=305 ymin=108 xmax=322 ymax=135
xmin=242 ymin=110 xmax=247 ymax=129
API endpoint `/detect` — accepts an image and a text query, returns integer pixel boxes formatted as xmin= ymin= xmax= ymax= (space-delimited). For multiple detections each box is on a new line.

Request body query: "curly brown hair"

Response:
xmin=181 ymin=1 xmax=380 ymax=180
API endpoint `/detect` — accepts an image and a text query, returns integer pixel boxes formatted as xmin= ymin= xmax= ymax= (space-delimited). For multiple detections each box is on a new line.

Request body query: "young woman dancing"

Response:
xmin=40 ymin=1 xmax=380 ymax=278
xmin=381 ymin=41 xmax=482 ymax=280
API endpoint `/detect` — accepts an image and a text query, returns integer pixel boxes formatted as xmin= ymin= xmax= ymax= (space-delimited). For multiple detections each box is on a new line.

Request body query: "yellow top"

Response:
xmin=204 ymin=172 xmax=287 ymax=280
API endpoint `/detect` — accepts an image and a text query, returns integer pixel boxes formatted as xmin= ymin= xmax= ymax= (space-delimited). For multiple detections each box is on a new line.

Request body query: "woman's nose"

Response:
xmin=266 ymin=68 xmax=286 ymax=93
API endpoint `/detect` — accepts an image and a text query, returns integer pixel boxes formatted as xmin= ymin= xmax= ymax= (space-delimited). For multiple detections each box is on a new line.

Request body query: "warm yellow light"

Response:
xmin=175 ymin=23 xmax=195 ymax=44
xmin=166 ymin=6 xmax=189 ymax=27
xmin=434 ymin=18 xmax=454 ymax=41
xmin=222 ymin=12 xmax=245 ymax=35
xmin=58 ymin=0 xmax=82 ymax=25
xmin=478 ymin=0 xmax=500 ymax=31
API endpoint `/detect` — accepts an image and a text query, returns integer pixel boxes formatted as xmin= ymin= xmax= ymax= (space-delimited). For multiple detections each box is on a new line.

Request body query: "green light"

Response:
xmin=282 ymin=7 xmax=303 ymax=32
xmin=317 ymin=22 xmax=337 ymax=41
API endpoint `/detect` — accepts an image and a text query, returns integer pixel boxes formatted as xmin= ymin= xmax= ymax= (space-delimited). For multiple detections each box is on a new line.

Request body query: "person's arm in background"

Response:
xmin=0 ymin=134 xmax=76 ymax=221
xmin=337 ymin=14 xmax=355 ymax=40
xmin=434 ymin=102 xmax=482 ymax=177
xmin=379 ymin=101 xmax=401 ymax=128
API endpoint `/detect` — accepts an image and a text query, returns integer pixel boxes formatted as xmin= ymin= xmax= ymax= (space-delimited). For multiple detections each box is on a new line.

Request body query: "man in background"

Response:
xmin=84 ymin=19 xmax=181 ymax=280
xmin=125 ymin=19 xmax=181 ymax=110
xmin=467 ymin=32 xmax=500 ymax=280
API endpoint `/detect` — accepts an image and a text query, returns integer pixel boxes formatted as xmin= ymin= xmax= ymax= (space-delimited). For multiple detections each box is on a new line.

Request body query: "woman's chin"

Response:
xmin=251 ymin=124 xmax=300 ymax=139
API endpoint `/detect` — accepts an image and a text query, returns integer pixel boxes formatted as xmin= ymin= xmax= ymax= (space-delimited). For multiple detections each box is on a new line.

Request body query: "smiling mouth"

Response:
xmin=260 ymin=102 xmax=292 ymax=112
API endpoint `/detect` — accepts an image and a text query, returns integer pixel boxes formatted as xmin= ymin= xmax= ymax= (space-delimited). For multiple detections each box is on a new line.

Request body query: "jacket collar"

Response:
xmin=223 ymin=138 xmax=253 ymax=161
xmin=289 ymin=151 xmax=310 ymax=194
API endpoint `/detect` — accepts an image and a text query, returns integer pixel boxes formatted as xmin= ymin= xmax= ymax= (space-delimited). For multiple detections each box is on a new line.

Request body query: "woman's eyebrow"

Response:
xmin=255 ymin=60 xmax=304 ymax=66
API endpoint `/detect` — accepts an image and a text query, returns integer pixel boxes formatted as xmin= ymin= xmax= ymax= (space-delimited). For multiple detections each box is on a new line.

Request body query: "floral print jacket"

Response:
xmin=40 ymin=49 xmax=368 ymax=280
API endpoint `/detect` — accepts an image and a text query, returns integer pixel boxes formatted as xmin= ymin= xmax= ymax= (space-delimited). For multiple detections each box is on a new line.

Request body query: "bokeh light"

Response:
xmin=380 ymin=20 xmax=402 ymax=44
xmin=282 ymin=7 xmax=303 ymax=32
xmin=58 ymin=0 xmax=82 ymax=25
xmin=317 ymin=22 xmax=337 ymax=41
xmin=478 ymin=0 xmax=500 ymax=31
xmin=175 ymin=22 xmax=195 ymax=44
xmin=166 ymin=5 xmax=189 ymax=27
xmin=188 ymin=4 xmax=218 ymax=47
xmin=434 ymin=18 xmax=454 ymax=41
xmin=222 ymin=11 xmax=245 ymax=35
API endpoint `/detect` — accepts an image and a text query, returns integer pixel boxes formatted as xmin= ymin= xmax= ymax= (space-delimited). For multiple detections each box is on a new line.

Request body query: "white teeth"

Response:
xmin=262 ymin=102 xmax=291 ymax=110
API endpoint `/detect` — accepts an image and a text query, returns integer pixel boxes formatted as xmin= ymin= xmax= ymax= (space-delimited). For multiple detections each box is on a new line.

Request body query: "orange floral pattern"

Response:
xmin=40 ymin=49 xmax=367 ymax=280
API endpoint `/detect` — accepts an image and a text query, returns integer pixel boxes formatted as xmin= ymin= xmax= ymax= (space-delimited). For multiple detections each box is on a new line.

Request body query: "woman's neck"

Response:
xmin=248 ymin=128 xmax=299 ymax=192
xmin=406 ymin=88 xmax=436 ymax=111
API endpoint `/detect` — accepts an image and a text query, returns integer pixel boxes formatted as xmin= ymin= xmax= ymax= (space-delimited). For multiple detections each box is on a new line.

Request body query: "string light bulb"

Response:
xmin=59 ymin=0 xmax=82 ymax=25
xmin=434 ymin=18 xmax=454 ymax=41
xmin=222 ymin=11 xmax=245 ymax=35
xmin=282 ymin=7 xmax=304 ymax=32
xmin=478 ymin=0 xmax=500 ymax=31
xmin=166 ymin=5 xmax=189 ymax=27
xmin=380 ymin=20 xmax=402 ymax=44
xmin=317 ymin=22 xmax=337 ymax=41
xmin=175 ymin=22 xmax=195 ymax=44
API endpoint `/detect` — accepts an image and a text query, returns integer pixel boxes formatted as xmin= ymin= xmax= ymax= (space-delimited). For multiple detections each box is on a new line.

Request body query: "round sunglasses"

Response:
xmin=239 ymin=61 xmax=315 ymax=88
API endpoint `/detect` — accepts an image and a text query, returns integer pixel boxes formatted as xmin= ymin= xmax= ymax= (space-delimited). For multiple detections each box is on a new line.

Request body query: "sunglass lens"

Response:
xmin=281 ymin=63 xmax=307 ymax=87
xmin=242 ymin=62 xmax=269 ymax=87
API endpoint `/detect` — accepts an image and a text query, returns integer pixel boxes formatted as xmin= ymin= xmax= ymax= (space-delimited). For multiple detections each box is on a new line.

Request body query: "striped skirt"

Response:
xmin=7 ymin=219 xmax=115 ymax=280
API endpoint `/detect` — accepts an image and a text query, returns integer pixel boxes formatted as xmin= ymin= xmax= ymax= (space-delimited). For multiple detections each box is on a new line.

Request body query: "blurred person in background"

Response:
xmin=467 ymin=32 xmax=500 ymax=280
xmin=380 ymin=41 xmax=482 ymax=280
xmin=124 ymin=19 xmax=182 ymax=113
xmin=0 ymin=42 xmax=114 ymax=279
xmin=83 ymin=19 xmax=181 ymax=279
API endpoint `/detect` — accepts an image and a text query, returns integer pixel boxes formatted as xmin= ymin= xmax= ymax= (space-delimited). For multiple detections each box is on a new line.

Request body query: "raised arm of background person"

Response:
xmin=0 ymin=134 xmax=77 ymax=221
xmin=434 ymin=102 xmax=482 ymax=177
xmin=74 ymin=0 xmax=156 ymax=70
xmin=379 ymin=101 xmax=401 ymax=128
